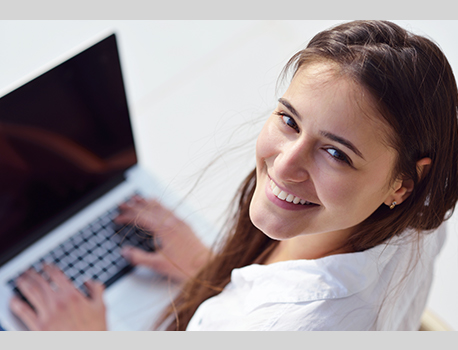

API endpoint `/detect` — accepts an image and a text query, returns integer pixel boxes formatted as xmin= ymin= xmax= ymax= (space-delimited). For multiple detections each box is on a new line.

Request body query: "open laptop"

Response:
xmin=0 ymin=31 xmax=189 ymax=330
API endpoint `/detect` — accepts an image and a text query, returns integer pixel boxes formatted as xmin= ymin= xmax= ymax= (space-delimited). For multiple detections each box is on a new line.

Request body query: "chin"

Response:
xmin=249 ymin=200 xmax=295 ymax=241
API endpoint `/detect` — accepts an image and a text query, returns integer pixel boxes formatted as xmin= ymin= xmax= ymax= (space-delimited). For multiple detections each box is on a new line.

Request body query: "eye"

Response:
xmin=277 ymin=112 xmax=300 ymax=133
xmin=325 ymin=148 xmax=352 ymax=166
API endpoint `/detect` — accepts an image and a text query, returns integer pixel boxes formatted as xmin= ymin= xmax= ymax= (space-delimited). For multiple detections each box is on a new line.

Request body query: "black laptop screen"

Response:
xmin=0 ymin=34 xmax=137 ymax=265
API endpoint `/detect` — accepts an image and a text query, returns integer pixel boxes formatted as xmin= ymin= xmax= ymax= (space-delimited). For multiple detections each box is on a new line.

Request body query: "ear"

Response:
xmin=384 ymin=157 xmax=432 ymax=207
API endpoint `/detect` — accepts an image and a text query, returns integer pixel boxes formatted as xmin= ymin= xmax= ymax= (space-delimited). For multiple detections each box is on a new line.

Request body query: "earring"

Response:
xmin=389 ymin=201 xmax=397 ymax=210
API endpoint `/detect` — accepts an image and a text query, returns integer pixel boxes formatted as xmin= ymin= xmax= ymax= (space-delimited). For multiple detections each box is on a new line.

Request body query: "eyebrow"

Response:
xmin=278 ymin=98 xmax=365 ymax=160
xmin=278 ymin=98 xmax=301 ymax=121
xmin=320 ymin=131 xmax=365 ymax=160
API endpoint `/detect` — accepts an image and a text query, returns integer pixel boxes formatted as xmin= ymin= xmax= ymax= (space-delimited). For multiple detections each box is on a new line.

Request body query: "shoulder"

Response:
xmin=189 ymin=251 xmax=383 ymax=330
xmin=188 ymin=229 xmax=445 ymax=331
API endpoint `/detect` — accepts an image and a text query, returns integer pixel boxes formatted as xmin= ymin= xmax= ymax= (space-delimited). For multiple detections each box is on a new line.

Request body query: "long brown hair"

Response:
xmin=157 ymin=20 xmax=458 ymax=330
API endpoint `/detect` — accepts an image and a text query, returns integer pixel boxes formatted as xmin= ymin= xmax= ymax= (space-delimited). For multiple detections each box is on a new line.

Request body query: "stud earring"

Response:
xmin=389 ymin=201 xmax=397 ymax=210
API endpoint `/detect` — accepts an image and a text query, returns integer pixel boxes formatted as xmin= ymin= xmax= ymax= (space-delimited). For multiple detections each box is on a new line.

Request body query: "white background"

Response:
xmin=0 ymin=20 xmax=457 ymax=330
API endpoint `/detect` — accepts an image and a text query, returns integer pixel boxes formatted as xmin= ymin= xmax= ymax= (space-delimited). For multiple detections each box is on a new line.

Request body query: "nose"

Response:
xmin=274 ymin=139 xmax=311 ymax=183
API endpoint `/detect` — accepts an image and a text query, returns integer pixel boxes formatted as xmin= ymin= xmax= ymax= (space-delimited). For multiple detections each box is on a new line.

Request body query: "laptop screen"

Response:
xmin=0 ymin=33 xmax=137 ymax=266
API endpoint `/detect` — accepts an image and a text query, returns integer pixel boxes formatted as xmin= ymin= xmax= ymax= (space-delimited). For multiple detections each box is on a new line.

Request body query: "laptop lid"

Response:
xmin=0 ymin=32 xmax=137 ymax=268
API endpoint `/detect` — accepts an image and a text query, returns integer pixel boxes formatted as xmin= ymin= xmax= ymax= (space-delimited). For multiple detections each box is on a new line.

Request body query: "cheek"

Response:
xmin=318 ymin=169 xmax=391 ymax=220
xmin=256 ymin=122 xmax=279 ymax=164
xmin=316 ymin=172 xmax=355 ymax=206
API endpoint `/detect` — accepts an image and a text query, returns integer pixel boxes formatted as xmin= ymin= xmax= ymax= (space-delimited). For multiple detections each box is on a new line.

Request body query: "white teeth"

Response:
xmin=273 ymin=186 xmax=281 ymax=196
xmin=286 ymin=194 xmax=295 ymax=203
xmin=278 ymin=191 xmax=288 ymax=200
xmin=270 ymin=180 xmax=314 ymax=205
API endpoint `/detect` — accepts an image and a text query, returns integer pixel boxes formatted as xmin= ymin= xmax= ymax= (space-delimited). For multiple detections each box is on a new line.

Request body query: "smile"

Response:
xmin=269 ymin=180 xmax=318 ymax=206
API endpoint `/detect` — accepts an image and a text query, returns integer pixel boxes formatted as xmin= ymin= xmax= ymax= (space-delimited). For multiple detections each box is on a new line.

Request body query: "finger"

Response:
xmin=131 ymin=195 xmax=148 ymax=205
xmin=113 ymin=212 xmax=137 ymax=226
xmin=114 ymin=204 xmax=147 ymax=225
xmin=16 ymin=269 xmax=54 ymax=307
xmin=117 ymin=197 xmax=148 ymax=212
xmin=84 ymin=280 xmax=105 ymax=302
xmin=121 ymin=246 xmax=160 ymax=267
xmin=123 ymin=247 xmax=181 ymax=277
xmin=43 ymin=264 xmax=77 ymax=292
xmin=9 ymin=296 xmax=40 ymax=331
xmin=115 ymin=211 xmax=156 ymax=232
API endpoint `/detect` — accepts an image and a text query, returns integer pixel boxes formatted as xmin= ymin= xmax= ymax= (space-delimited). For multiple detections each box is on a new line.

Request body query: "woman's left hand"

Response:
xmin=9 ymin=264 xmax=107 ymax=331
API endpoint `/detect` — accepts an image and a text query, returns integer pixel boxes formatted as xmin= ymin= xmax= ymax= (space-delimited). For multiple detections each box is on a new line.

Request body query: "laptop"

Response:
xmin=0 ymin=31 xmax=192 ymax=330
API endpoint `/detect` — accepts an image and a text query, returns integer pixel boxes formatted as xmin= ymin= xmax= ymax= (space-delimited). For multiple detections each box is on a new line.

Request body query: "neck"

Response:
xmin=263 ymin=231 xmax=352 ymax=264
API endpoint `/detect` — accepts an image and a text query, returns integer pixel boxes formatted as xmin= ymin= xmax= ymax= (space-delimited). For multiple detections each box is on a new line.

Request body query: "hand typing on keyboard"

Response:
xmin=8 ymin=195 xmax=211 ymax=330
xmin=115 ymin=195 xmax=212 ymax=283
xmin=10 ymin=264 xmax=107 ymax=331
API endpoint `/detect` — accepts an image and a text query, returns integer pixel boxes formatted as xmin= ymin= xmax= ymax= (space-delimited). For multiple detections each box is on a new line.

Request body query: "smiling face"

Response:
xmin=249 ymin=62 xmax=403 ymax=260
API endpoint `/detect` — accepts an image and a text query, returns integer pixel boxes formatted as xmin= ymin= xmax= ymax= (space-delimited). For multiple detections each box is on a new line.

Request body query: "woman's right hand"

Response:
xmin=9 ymin=264 xmax=107 ymax=331
xmin=114 ymin=196 xmax=212 ymax=283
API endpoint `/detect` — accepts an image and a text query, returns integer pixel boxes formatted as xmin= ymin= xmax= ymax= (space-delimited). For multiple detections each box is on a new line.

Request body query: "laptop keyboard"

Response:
xmin=8 ymin=194 xmax=155 ymax=299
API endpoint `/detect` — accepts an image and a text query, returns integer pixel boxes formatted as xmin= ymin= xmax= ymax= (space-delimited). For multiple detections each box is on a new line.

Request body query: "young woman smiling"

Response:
xmin=10 ymin=20 xmax=458 ymax=331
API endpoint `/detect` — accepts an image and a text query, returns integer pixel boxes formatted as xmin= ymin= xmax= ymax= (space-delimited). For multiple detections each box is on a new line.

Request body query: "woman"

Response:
xmin=10 ymin=20 xmax=458 ymax=331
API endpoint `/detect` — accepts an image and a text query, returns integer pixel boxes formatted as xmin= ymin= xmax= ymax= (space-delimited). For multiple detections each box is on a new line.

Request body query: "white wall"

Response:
xmin=0 ymin=20 xmax=457 ymax=330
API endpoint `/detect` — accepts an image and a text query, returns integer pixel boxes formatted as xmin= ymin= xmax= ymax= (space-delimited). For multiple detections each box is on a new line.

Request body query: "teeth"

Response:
xmin=272 ymin=186 xmax=281 ymax=196
xmin=269 ymin=180 xmax=314 ymax=205
xmin=286 ymin=194 xmax=295 ymax=203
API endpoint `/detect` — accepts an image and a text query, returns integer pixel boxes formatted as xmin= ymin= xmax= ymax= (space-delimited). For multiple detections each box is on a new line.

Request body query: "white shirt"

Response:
xmin=187 ymin=228 xmax=446 ymax=331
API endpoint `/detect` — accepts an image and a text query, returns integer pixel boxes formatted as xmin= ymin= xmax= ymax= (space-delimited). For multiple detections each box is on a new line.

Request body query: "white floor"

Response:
xmin=0 ymin=20 xmax=457 ymax=330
